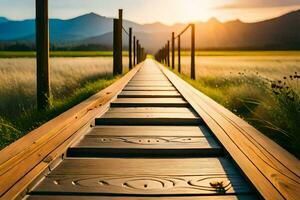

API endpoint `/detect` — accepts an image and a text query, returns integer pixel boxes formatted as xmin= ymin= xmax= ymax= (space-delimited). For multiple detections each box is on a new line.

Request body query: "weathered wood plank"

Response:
xmin=107 ymin=107 xmax=195 ymax=114
xmin=87 ymin=126 xmax=212 ymax=137
xmin=67 ymin=135 xmax=222 ymax=157
xmin=118 ymin=91 xmax=181 ymax=98
xmin=95 ymin=117 xmax=203 ymax=126
xmin=123 ymin=86 xmax=176 ymax=91
xmin=31 ymin=158 xmax=252 ymax=195
xmin=157 ymin=60 xmax=300 ymax=200
xmin=111 ymin=98 xmax=189 ymax=107
xmin=101 ymin=112 xmax=197 ymax=119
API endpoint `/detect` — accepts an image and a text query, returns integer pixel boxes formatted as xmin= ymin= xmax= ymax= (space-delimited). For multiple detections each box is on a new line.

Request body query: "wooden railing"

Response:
xmin=155 ymin=23 xmax=196 ymax=79
xmin=113 ymin=9 xmax=146 ymax=76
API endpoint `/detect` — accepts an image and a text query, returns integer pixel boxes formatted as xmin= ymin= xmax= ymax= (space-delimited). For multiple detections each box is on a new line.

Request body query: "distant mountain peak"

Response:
xmin=71 ymin=12 xmax=105 ymax=21
xmin=87 ymin=12 xmax=102 ymax=17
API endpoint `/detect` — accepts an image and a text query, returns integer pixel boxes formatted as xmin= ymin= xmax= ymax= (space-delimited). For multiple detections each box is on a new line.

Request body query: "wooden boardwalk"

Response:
xmin=26 ymin=60 xmax=255 ymax=199
xmin=0 ymin=59 xmax=299 ymax=200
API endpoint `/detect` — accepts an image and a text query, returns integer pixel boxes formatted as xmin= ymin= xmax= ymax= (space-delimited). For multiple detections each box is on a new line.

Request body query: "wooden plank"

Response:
xmin=118 ymin=91 xmax=181 ymax=98
xmin=67 ymin=135 xmax=222 ymax=157
xmin=95 ymin=117 xmax=203 ymax=126
xmin=27 ymin=195 xmax=258 ymax=200
xmin=128 ymin=81 xmax=171 ymax=84
xmin=101 ymin=112 xmax=197 ymax=119
xmin=31 ymin=158 xmax=252 ymax=195
xmin=107 ymin=107 xmax=195 ymax=114
xmin=72 ymin=135 xmax=219 ymax=149
xmin=157 ymin=60 xmax=300 ymax=200
xmin=0 ymin=62 xmax=144 ymax=199
xmin=123 ymin=86 xmax=176 ymax=91
xmin=131 ymin=77 xmax=169 ymax=81
xmin=127 ymin=81 xmax=173 ymax=86
xmin=110 ymin=98 xmax=189 ymax=107
xmin=87 ymin=126 xmax=212 ymax=137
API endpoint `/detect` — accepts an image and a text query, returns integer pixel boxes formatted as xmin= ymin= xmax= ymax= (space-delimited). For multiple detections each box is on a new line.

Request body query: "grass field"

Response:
xmin=172 ymin=52 xmax=300 ymax=158
xmin=0 ymin=56 xmax=129 ymax=149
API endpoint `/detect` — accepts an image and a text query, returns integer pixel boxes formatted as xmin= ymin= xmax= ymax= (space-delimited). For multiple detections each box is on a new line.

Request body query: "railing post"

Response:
xmin=141 ymin=48 xmax=144 ymax=61
xmin=161 ymin=47 xmax=166 ymax=63
xmin=129 ymin=28 xmax=132 ymax=70
xmin=137 ymin=41 xmax=140 ymax=63
xmin=178 ymin=35 xmax=181 ymax=73
xmin=133 ymin=36 xmax=136 ymax=66
xmin=113 ymin=18 xmax=122 ymax=75
xmin=36 ymin=0 xmax=50 ymax=110
xmin=167 ymin=41 xmax=170 ymax=67
xmin=191 ymin=23 xmax=195 ymax=80
xmin=171 ymin=32 xmax=175 ymax=69
xmin=136 ymin=40 xmax=139 ymax=64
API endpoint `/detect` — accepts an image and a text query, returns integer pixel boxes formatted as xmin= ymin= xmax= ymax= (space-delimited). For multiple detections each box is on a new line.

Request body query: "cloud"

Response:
xmin=216 ymin=0 xmax=300 ymax=9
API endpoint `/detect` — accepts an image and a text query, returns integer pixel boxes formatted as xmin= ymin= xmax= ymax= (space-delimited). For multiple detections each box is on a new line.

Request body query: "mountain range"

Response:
xmin=0 ymin=10 xmax=300 ymax=52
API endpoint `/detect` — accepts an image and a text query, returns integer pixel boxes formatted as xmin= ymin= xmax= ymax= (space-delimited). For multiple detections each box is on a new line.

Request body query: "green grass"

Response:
xmin=168 ymin=67 xmax=300 ymax=159
xmin=0 ymin=51 xmax=129 ymax=58
xmin=0 ymin=76 xmax=118 ymax=149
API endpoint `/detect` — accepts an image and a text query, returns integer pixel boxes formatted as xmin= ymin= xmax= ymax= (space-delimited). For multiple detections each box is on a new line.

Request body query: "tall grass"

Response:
xmin=174 ymin=55 xmax=300 ymax=158
xmin=0 ymin=56 xmax=129 ymax=149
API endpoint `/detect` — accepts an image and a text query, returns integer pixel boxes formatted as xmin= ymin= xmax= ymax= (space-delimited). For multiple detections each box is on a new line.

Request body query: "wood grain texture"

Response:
xmin=157 ymin=60 xmax=300 ymax=200
xmin=67 ymin=134 xmax=222 ymax=157
xmin=31 ymin=158 xmax=252 ymax=195
xmin=87 ymin=126 xmax=212 ymax=137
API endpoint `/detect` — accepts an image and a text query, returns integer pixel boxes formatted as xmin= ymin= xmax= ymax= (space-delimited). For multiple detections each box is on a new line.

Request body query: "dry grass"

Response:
xmin=0 ymin=56 xmax=131 ymax=149
xmin=177 ymin=56 xmax=300 ymax=79
xmin=0 ymin=57 xmax=129 ymax=117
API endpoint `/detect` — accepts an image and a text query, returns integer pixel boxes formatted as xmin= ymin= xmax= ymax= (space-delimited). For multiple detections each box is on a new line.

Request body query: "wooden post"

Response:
xmin=36 ymin=0 xmax=50 ymax=110
xmin=129 ymin=28 xmax=132 ymax=70
xmin=159 ymin=49 xmax=162 ymax=62
xmin=167 ymin=41 xmax=170 ymax=67
xmin=119 ymin=9 xmax=123 ymax=63
xmin=137 ymin=40 xmax=140 ymax=63
xmin=191 ymin=23 xmax=195 ymax=80
xmin=113 ymin=18 xmax=122 ymax=75
xmin=161 ymin=47 xmax=165 ymax=63
xmin=165 ymin=46 xmax=167 ymax=64
xmin=171 ymin=32 xmax=175 ymax=69
xmin=141 ymin=48 xmax=144 ymax=61
xmin=133 ymin=36 xmax=136 ymax=66
xmin=178 ymin=35 xmax=181 ymax=73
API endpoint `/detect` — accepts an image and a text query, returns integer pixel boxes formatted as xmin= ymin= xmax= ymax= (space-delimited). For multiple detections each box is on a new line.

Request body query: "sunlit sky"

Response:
xmin=0 ymin=0 xmax=300 ymax=24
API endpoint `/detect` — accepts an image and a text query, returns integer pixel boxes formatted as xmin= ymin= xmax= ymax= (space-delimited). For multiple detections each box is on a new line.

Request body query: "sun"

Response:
xmin=175 ymin=0 xmax=215 ymax=23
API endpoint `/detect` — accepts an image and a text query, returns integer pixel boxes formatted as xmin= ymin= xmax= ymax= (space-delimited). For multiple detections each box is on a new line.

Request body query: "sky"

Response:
xmin=0 ymin=0 xmax=300 ymax=25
